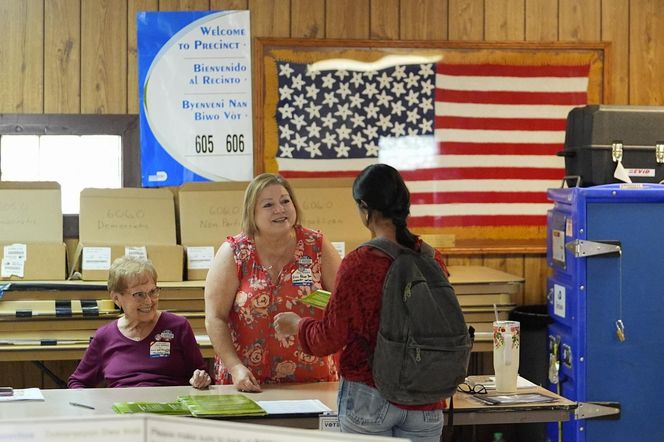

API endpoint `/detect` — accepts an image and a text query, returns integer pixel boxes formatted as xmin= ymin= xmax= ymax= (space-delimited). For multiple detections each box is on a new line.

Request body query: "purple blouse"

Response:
xmin=68 ymin=311 xmax=207 ymax=388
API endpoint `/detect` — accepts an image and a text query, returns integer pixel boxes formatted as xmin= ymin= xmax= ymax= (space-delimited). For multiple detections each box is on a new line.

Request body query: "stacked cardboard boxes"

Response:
xmin=178 ymin=182 xmax=246 ymax=280
xmin=70 ymin=188 xmax=183 ymax=281
xmin=0 ymin=182 xmax=67 ymax=280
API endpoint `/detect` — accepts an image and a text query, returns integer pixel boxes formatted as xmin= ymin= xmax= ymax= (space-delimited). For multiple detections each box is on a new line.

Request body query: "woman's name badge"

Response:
xmin=291 ymin=267 xmax=313 ymax=286
xmin=150 ymin=341 xmax=171 ymax=358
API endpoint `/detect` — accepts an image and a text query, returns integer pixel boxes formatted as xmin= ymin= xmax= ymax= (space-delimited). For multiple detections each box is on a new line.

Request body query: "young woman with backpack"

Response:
xmin=274 ymin=163 xmax=458 ymax=441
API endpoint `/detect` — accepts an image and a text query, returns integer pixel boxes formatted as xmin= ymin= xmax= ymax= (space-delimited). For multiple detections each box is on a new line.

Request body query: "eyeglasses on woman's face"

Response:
xmin=127 ymin=287 xmax=160 ymax=301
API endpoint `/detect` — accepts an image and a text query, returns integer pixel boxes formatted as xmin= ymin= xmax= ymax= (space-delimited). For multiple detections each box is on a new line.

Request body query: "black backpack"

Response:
xmin=365 ymin=238 xmax=473 ymax=405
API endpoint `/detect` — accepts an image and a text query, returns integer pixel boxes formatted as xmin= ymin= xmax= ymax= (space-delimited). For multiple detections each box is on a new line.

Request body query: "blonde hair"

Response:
xmin=242 ymin=173 xmax=302 ymax=237
xmin=107 ymin=255 xmax=158 ymax=293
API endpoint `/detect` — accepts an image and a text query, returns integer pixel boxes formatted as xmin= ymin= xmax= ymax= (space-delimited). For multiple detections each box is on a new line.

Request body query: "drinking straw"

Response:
xmin=493 ymin=304 xmax=500 ymax=322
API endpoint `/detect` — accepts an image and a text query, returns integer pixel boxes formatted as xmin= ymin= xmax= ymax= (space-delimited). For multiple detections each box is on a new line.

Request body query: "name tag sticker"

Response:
xmin=150 ymin=341 xmax=171 ymax=358
xmin=291 ymin=268 xmax=313 ymax=286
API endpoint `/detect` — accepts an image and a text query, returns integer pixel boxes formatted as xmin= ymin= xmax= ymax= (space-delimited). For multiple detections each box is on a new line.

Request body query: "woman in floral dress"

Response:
xmin=204 ymin=173 xmax=341 ymax=391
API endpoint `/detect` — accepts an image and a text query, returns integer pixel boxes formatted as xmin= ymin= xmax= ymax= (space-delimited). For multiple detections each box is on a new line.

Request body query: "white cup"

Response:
xmin=493 ymin=320 xmax=520 ymax=393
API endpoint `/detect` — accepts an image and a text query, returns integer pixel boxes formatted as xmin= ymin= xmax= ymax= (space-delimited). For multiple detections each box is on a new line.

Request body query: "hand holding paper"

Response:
xmin=273 ymin=312 xmax=302 ymax=337
xmin=298 ymin=289 xmax=331 ymax=309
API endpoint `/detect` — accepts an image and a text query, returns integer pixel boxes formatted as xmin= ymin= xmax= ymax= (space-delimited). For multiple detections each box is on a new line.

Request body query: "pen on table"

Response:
xmin=69 ymin=401 xmax=95 ymax=410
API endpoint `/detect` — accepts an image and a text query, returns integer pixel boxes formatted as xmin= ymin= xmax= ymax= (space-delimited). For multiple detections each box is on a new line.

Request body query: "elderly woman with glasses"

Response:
xmin=68 ymin=256 xmax=211 ymax=389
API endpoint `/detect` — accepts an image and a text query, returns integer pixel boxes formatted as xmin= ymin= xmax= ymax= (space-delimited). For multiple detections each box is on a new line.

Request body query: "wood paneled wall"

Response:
xmin=2 ymin=0 xmax=661 ymax=305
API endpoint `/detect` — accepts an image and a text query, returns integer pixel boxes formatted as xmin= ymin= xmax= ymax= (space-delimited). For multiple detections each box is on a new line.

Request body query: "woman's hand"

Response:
xmin=230 ymin=364 xmax=261 ymax=392
xmin=189 ymin=369 xmax=212 ymax=389
xmin=273 ymin=312 xmax=302 ymax=337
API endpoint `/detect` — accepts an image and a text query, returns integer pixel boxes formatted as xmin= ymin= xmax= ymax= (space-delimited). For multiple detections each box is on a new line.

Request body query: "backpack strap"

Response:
xmin=362 ymin=237 xmax=435 ymax=259
xmin=358 ymin=238 xmax=406 ymax=368
xmin=362 ymin=237 xmax=404 ymax=259
xmin=419 ymin=241 xmax=436 ymax=259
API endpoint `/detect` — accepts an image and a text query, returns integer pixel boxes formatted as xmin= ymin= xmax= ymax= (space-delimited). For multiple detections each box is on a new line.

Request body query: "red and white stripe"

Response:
xmin=407 ymin=63 xmax=589 ymax=228
xmin=277 ymin=63 xmax=590 ymax=229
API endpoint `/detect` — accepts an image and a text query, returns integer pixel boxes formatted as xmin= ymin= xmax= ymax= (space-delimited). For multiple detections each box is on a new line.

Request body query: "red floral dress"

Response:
xmin=213 ymin=225 xmax=338 ymax=384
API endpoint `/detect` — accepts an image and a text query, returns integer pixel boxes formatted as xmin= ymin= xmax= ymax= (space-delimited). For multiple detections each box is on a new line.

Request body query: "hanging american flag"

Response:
xmin=274 ymin=59 xmax=589 ymax=230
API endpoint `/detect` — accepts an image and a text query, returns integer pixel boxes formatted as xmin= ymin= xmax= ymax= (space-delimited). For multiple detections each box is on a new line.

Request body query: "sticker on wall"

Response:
xmin=137 ymin=10 xmax=253 ymax=187
xmin=554 ymin=283 xmax=566 ymax=318
xmin=565 ymin=217 xmax=573 ymax=237
xmin=552 ymin=229 xmax=566 ymax=265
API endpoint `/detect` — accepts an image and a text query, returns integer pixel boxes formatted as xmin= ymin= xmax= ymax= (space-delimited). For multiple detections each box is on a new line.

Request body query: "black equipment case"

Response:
xmin=559 ymin=105 xmax=664 ymax=186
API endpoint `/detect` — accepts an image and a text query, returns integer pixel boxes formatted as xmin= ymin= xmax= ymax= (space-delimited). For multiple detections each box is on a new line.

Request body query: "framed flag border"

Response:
xmin=253 ymin=38 xmax=610 ymax=249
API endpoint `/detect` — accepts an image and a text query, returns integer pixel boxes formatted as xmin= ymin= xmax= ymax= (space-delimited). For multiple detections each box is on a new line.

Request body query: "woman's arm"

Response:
xmin=204 ymin=242 xmax=260 ymax=391
xmin=179 ymin=320 xmax=211 ymax=389
xmin=67 ymin=331 xmax=104 ymax=388
xmin=276 ymin=250 xmax=366 ymax=356
xmin=320 ymin=237 xmax=342 ymax=291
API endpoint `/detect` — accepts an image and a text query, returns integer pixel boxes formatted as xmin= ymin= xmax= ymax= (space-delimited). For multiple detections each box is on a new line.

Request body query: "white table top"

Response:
xmin=0 ymin=380 xmax=576 ymax=427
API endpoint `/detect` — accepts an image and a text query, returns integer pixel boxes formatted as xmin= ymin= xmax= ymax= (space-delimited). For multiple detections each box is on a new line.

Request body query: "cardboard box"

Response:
xmin=290 ymin=178 xmax=370 ymax=255
xmin=0 ymin=182 xmax=67 ymax=281
xmin=179 ymin=182 xmax=246 ymax=245
xmin=0 ymin=182 xmax=63 ymax=242
xmin=73 ymin=188 xmax=183 ymax=281
xmin=1 ymin=242 xmax=67 ymax=281
xmin=178 ymin=182 xmax=247 ymax=280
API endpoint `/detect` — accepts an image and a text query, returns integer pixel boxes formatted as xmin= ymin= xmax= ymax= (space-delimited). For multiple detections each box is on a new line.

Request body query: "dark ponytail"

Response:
xmin=352 ymin=163 xmax=419 ymax=249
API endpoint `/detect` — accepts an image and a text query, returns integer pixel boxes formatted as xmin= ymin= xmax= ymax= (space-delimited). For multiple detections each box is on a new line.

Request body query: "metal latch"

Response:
xmin=575 ymin=402 xmax=621 ymax=420
xmin=611 ymin=141 xmax=623 ymax=162
xmin=565 ymin=240 xmax=622 ymax=258
xmin=656 ymin=143 xmax=664 ymax=163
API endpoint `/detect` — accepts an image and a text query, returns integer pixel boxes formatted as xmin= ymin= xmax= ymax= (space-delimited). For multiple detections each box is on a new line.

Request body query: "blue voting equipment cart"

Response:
xmin=546 ymin=183 xmax=664 ymax=442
